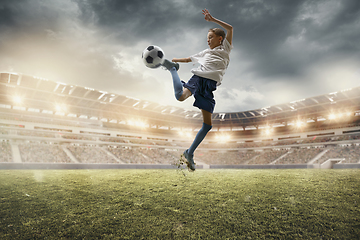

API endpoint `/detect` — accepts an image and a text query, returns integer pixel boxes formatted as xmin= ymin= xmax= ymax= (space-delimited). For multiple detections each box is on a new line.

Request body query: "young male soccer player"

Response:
xmin=162 ymin=9 xmax=233 ymax=171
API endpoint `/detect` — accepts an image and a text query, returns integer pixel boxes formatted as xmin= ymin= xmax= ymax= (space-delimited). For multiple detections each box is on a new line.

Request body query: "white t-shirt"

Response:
xmin=190 ymin=38 xmax=233 ymax=85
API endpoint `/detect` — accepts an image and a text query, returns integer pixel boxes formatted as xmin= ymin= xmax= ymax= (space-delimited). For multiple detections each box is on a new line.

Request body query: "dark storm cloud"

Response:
xmin=0 ymin=0 xmax=68 ymax=33
xmin=244 ymin=0 xmax=360 ymax=80
xmin=0 ymin=0 xmax=359 ymax=112
xmin=0 ymin=1 xmax=17 ymax=28
xmin=72 ymin=0 xmax=302 ymax=78
xmin=74 ymin=0 xmax=200 ymax=45
xmin=74 ymin=0 xmax=360 ymax=79
xmin=303 ymin=0 xmax=360 ymax=48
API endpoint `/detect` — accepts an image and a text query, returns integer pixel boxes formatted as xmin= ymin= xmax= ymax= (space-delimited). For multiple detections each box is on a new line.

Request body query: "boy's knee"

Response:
xmin=177 ymin=95 xmax=186 ymax=101
xmin=204 ymin=120 xmax=212 ymax=127
xmin=175 ymin=92 xmax=183 ymax=101
xmin=177 ymin=89 xmax=192 ymax=101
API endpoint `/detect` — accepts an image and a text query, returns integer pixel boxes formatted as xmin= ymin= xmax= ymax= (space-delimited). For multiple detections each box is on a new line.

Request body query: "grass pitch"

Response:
xmin=0 ymin=169 xmax=359 ymax=239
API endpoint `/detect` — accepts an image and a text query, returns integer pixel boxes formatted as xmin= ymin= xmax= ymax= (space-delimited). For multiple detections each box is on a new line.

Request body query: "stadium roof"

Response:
xmin=1 ymin=72 xmax=360 ymax=130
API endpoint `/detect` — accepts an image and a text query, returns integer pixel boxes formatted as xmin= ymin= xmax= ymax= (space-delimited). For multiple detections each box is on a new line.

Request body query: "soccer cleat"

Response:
xmin=162 ymin=59 xmax=180 ymax=71
xmin=183 ymin=149 xmax=195 ymax=171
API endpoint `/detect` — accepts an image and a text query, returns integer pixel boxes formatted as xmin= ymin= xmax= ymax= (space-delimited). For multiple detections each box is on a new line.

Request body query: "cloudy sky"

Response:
xmin=1 ymin=0 xmax=359 ymax=113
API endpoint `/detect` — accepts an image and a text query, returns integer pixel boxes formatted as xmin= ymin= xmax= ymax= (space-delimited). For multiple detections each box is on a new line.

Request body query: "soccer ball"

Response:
xmin=142 ymin=45 xmax=165 ymax=69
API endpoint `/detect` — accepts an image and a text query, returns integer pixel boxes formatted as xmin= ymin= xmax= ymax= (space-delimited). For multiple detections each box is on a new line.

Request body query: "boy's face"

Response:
xmin=207 ymin=31 xmax=223 ymax=49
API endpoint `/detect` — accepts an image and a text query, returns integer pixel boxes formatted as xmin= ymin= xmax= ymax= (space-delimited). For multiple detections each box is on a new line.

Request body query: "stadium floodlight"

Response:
xmin=265 ymin=128 xmax=272 ymax=136
xmin=262 ymin=125 xmax=273 ymax=136
xmin=136 ymin=121 xmax=147 ymax=128
xmin=55 ymin=104 xmax=67 ymax=113
xmin=296 ymin=120 xmax=303 ymax=128
xmin=216 ymin=134 xmax=230 ymax=143
xmin=178 ymin=131 xmax=192 ymax=138
xmin=128 ymin=119 xmax=147 ymax=128
xmin=13 ymin=96 xmax=22 ymax=104
xmin=328 ymin=114 xmax=336 ymax=120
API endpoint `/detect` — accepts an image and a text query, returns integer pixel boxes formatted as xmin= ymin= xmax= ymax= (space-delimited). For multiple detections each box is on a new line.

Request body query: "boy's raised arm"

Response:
xmin=202 ymin=9 xmax=233 ymax=45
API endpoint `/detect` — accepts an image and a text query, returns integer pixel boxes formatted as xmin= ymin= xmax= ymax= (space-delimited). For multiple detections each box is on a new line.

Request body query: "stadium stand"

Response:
xmin=0 ymin=140 xmax=12 ymax=162
xmin=317 ymin=145 xmax=360 ymax=164
xmin=274 ymin=147 xmax=324 ymax=164
xmin=66 ymin=145 xmax=117 ymax=164
xmin=195 ymin=150 xmax=260 ymax=165
xmin=1 ymin=72 xmax=360 ymax=168
xmin=249 ymin=149 xmax=289 ymax=164
xmin=19 ymin=142 xmax=72 ymax=163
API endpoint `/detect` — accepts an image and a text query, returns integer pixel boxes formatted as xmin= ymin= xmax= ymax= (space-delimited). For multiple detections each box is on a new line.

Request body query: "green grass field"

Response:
xmin=0 ymin=169 xmax=359 ymax=239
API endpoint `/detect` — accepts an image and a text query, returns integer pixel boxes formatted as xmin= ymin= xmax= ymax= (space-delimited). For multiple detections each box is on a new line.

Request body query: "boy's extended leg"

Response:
xmin=169 ymin=67 xmax=184 ymax=100
xmin=163 ymin=59 xmax=192 ymax=101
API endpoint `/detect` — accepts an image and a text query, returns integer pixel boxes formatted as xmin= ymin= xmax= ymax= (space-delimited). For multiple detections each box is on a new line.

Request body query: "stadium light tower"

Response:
xmin=329 ymin=113 xmax=336 ymax=120
xmin=128 ymin=119 xmax=148 ymax=129
xmin=185 ymin=132 xmax=192 ymax=138
xmin=216 ymin=134 xmax=230 ymax=143
xmin=265 ymin=128 xmax=272 ymax=136
xmin=55 ymin=104 xmax=67 ymax=113
xmin=262 ymin=125 xmax=273 ymax=136
xmin=13 ymin=96 xmax=22 ymax=104
xmin=296 ymin=120 xmax=303 ymax=128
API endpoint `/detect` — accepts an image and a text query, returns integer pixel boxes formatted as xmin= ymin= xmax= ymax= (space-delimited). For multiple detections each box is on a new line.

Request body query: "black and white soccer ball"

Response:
xmin=142 ymin=45 xmax=165 ymax=69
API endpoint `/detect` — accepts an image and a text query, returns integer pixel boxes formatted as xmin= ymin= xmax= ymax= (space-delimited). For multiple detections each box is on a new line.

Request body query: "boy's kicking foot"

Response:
xmin=162 ymin=59 xmax=179 ymax=71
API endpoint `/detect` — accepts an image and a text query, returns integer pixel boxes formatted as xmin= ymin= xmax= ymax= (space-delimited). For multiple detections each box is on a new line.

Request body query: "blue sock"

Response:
xmin=188 ymin=122 xmax=212 ymax=155
xmin=170 ymin=67 xmax=183 ymax=100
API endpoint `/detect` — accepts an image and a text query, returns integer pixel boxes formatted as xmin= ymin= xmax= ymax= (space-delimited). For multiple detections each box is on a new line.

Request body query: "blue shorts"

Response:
xmin=182 ymin=75 xmax=217 ymax=113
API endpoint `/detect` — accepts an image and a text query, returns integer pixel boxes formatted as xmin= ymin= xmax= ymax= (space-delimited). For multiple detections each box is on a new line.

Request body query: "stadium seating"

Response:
xmin=195 ymin=150 xmax=260 ymax=165
xmin=18 ymin=143 xmax=72 ymax=163
xmin=275 ymin=148 xmax=324 ymax=164
xmin=1 ymin=128 xmax=360 ymax=165
xmin=66 ymin=145 xmax=117 ymax=163
xmin=317 ymin=145 xmax=360 ymax=163
xmin=1 ymin=71 xmax=360 ymax=167
xmin=0 ymin=141 xmax=12 ymax=162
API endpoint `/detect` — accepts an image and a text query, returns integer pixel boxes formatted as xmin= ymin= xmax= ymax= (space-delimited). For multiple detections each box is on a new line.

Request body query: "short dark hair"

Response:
xmin=209 ymin=28 xmax=226 ymax=43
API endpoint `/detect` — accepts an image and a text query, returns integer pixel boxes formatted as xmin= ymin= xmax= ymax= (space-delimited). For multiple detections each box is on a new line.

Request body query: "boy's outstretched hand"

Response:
xmin=202 ymin=9 xmax=214 ymax=22
xmin=201 ymin=8 xmax=233 ymax=45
